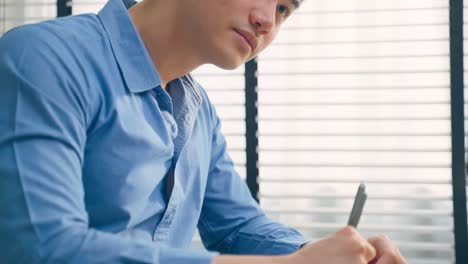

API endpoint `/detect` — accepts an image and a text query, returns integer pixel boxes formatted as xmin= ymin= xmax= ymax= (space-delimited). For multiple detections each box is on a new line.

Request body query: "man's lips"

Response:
xmin=233 ymin=28 xmax=258 ymax=51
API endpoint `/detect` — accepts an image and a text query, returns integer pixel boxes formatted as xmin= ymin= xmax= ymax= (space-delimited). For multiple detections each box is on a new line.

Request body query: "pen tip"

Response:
xmin=359 ymin=182 xmax=366 ymax=190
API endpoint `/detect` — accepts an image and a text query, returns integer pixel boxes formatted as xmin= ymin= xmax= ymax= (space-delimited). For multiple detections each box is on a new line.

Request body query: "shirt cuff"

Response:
xmin=299 ymin=241 xmax=312 ymax=249
xmin=278 ymin=235 xmax=311 ymax=252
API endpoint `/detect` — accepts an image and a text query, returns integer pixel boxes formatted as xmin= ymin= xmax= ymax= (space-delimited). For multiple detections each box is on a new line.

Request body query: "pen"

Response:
xmin=348 ymin=183 xmax=367 ymax=228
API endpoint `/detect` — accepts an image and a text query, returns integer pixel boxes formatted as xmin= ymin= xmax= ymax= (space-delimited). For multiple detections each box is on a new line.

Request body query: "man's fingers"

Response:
xmin=395 ymin=249 xmax=408 ymax=264
xmin=374 ymin=252 xmax=407 ymax=264
xmin=344 ymin=226 xmax=377 ymax=261
xmin=365 ymin=242 xmax=377 ymax=261
xmin=368 ymin=235 xmax=408 ymax=264
xmin=375 ymin=254 xmax=394 ymax=264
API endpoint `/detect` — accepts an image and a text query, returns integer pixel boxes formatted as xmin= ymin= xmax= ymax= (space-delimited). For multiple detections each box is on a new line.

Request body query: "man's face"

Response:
xmin=181 ymin=0 xmax=300 ymax=69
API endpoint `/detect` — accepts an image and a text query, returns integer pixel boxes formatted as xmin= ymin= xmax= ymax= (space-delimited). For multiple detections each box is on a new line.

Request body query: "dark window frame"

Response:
xmin=449 ymin=0 xmax=468 ymax=263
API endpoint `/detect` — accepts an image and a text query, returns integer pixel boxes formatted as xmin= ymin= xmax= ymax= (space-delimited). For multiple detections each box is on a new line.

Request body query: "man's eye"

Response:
xmin=277 ymin=4 xmax=289 ymax=16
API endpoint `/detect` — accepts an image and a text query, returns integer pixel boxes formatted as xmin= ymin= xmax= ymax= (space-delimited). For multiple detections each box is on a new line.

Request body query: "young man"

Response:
xmin=0 ymin=0 xmax=407 ymax=263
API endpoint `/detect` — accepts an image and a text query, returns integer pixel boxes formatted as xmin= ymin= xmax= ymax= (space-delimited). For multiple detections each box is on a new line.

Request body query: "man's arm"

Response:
xmin=0 ymin=26 xmax=215 ymax=264
xmin=212 ymin=226 xmax=408 ymax=264
xmin=213 ymin=226 xmax=378 ymax=264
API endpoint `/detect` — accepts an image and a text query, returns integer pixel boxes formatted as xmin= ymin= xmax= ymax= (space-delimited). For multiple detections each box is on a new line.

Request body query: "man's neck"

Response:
xmin=128 ymin=0 xmax=204 ymax=89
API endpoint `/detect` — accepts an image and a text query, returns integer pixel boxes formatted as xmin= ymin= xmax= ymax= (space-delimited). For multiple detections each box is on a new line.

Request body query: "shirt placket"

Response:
xmin=149 ymin=87 xmax=179 ymax=242
xmin=151 ymin=80 xmax=202 ymax=242
xmin=152 ymin=133 xmax=193 ymax=242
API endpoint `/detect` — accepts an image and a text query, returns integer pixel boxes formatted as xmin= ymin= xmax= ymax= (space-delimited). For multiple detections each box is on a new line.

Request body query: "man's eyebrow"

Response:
xmin=290 ymin=0 xmax=302 ymax=9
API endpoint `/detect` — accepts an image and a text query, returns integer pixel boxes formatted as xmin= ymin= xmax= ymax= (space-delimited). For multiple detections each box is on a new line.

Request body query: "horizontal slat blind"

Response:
xmin=258 ymin=0 xmax=454 ymax=263
xmin=0 ymin=0 xmax=56 ymax=36
xmin=71 ymin=0 xmax=105 ymax=15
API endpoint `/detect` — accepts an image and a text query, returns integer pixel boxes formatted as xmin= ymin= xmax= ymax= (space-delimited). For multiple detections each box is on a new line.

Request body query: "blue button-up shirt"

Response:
xmin=0 ymin=0 xmax=307 ymax=263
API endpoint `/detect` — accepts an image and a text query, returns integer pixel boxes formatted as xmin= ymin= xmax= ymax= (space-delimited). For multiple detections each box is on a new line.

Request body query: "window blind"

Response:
xmin=0 ymin=0 xmax=56 ymax=36
xmin=71 ymin=0 xmax=104 ymax=15
xmin=257 ymin=0 xmax=455 ymax=263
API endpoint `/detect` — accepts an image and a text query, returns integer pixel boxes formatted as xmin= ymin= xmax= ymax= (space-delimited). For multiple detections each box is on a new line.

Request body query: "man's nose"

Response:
xmin=250 ymin=0 xmax=276 ymax=35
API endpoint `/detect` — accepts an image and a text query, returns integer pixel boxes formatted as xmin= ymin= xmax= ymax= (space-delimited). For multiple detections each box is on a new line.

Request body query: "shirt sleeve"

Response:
xmin=197 ymin=98 xmax=308 ymax=255
xmin=0 ymin=26 xmax=216 ymax=264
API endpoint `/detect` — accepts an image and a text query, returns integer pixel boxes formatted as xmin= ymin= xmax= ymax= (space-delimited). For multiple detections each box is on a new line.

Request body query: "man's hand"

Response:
xmin=287 ymin=226 xmax=377 ymax=264
xmin=214 ymin=227 xmax=407 ymax=264
xmin=368 ymin=235 xmax=407 ymax=264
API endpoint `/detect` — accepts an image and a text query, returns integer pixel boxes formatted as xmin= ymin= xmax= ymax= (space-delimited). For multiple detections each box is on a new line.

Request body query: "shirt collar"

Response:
xmin=98 ymin=0 xmax=162 ymax=93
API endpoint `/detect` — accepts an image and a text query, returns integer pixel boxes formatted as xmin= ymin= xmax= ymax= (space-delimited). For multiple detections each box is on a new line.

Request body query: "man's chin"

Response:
xmin=212 ymin=56 xmax=246 ymax=70
xmin=216 ymin=63 xmax=241 ymax=70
